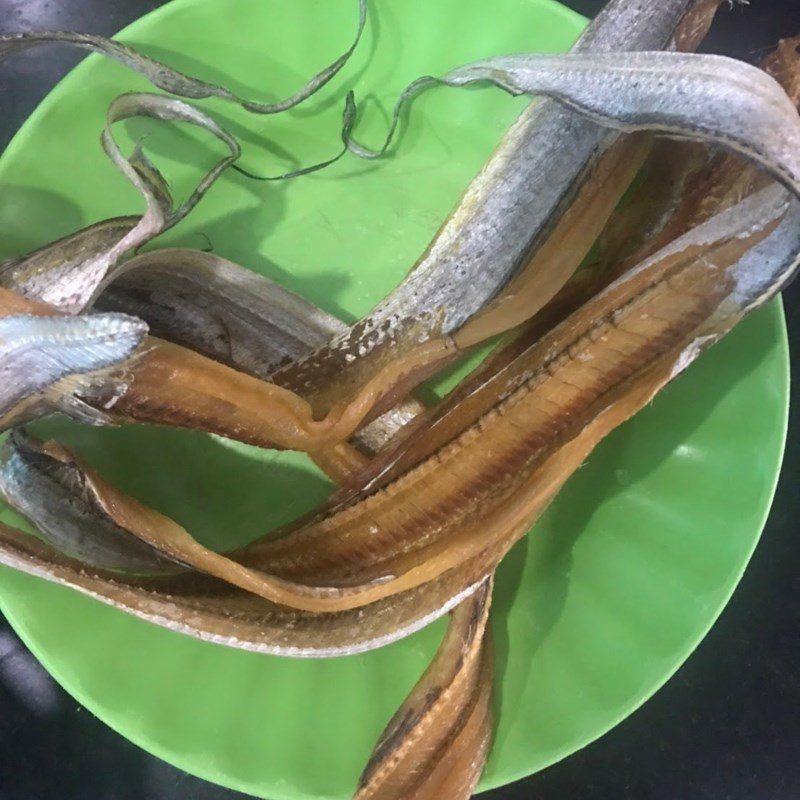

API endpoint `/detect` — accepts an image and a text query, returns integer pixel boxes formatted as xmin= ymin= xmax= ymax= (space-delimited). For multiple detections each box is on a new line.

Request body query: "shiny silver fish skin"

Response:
xmin=725 ymin=193 xmax=800 ymax=313
xmin=96 ymin=248 xmax=348 ymax=377
xmin=0 ymin=217 xmax=139 ymax=307
xmin=0 ymin=143 xmax=170 ymax=310
xmin=0 ymin=312 xmax=147 ymax=426
xmin=0 ymin=431 xmax=179 ymax=574
xmin=443 ymin=51 xmax=800 ymax=198
xmin=1 ymin=93 xmax=240 ymax=314
xmin=270 ymin=0 xmax=699 ymax=396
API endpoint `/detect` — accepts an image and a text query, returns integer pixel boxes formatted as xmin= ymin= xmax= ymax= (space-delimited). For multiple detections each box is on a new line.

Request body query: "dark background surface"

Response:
xmin=0 ymin=0 xmax=799 ymax=798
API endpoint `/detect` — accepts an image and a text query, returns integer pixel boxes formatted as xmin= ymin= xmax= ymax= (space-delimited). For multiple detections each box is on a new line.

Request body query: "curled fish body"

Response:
xmin=0 ymin=0 xmax=367 ymax=114
xmin=0 ymin=217 xmax=139 ymax=306
xmin=1 ymin=93 xmax=241 ymax=314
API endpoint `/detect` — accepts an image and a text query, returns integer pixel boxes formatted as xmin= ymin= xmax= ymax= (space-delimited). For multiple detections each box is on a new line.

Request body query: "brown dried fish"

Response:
xmin=0 ymin=520 xmax=487 ymax=657
xmin=5 ymin=183 xmax=796 ymax=617
xmin=94 ymin=247 xmax=424 ymax=455
xmin=237 ymin=185 xmax=799 ymax=587
xmin=354 ymin=581 xmax=493 ymax=800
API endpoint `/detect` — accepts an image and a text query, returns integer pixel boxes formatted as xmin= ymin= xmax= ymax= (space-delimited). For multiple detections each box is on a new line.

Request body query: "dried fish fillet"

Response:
xmin=406 ymin=636 xmax=493 ymax=799
xmin=3 ymin=429 xmax=496 ymax=612
xmin=83 ymin=1 xmax=717 ymax=451
xmin=0 ymin=284 xmax=440 ymax=452
xmin=355 ymin=581 xmax=493 ymax=800
xmin=3 ymin=6 xmax=799 ymax=800
xmin=97 ymin=248 xmax=345 ymax=376
xmin=81 ymin=63 xmax=800 ymax=452
xmin=432 ymin=52 xmax=800 ymax=194
xmin=239 ymin=186 xmax=799 ymax=581
xmin=0 ymin=520 xmax=485 ymax=657
xmin=89 ymin=2 xmax=717 ymax=451
xmin=274 ymin=42 xmax=800 ymax=418
xmin=453 ymin=132 xmax=652 ymax=349
xmin=6 ymin=187 xmax=795 ymax=616
xmin=93 ymin=334 xmax=455 ymax=451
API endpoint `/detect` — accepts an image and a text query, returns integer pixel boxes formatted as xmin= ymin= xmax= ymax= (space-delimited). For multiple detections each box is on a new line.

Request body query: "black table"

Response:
xmin=1 ymin=1 xmax=798 ymax=797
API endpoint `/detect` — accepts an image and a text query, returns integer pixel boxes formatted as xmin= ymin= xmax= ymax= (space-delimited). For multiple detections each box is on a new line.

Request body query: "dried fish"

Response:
xmin=3 ymin=26 xmax=800 ymax=475
xmin=269 ymin=0 xmax=715 ymax=411
xmin=76 ymin=47 xmax=800 ymax=456
xmin=355 ymin=581 xmax=493 ymax=800
xmin=405 ymin=638 xmax=493 ymax=799
xmin=75 ymin=2 xmax=718 ymax=455
xmin=3 ymin=425 xmax=497 ymax=612
xmin=93 ymin=247 xmax=423 ymax=454
xmin=6 ymin=185 xmax=796 ymax=617
xmin=237 ymin=185 xmax=799 ymax=583
xmin=2 ymin=93 xmax=241 ymax=313
xmin=2 ymin=4 xmax=728 ymax=444
xmin=486 ymin=39 xmax=800 ymax=387
xmin=0 ymin=284 xmax=442 ymax=452
xmin=452 ymin=132 xmax=652 ymax=349
xmin=96 ymin=248 xmax=346 ymax=377
xmin=2 ymin=9 xmax=800 ymax=799
xmin=0 ymin=0 xmax=366 ymax=114
xmin=432 ymin=51 xmax=800 ymax=193
xmin=0 ymin=431 xmax=178 ymax=573
xmin=560 ymin=36 xmax=800 ymax=331
xmin=48 ymin=76 xmax=800 ymax=450
xmin=0 ymin=303 xmax=147 ymax=429
xmin=0 ymin=520 xmax=486 ymax=657
xmin=87 ymin=2 xmax=717 ymax=452
xmin=0 ymin=216 xmax=138 ymax=308
xmin=273 ymin=47 xmax=800 ymax=414
xmin=91 ymin=333 xmax=455 ymax=451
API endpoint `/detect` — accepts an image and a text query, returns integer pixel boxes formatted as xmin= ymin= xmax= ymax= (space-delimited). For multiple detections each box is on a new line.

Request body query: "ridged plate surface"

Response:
xmin=0 ymin=0 xmax=789 ymax=797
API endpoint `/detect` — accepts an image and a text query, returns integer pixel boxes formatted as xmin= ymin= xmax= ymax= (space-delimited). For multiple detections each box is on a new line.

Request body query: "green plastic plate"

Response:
xmin=0 ymin=1 xmax=789 ymax=798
